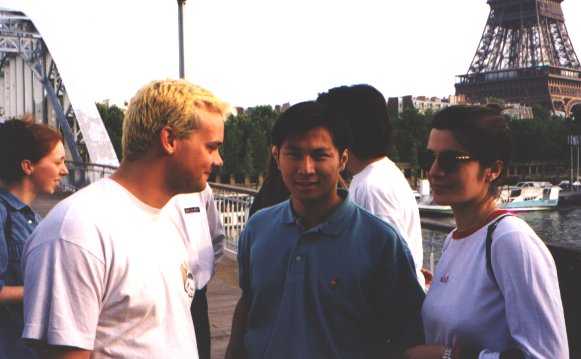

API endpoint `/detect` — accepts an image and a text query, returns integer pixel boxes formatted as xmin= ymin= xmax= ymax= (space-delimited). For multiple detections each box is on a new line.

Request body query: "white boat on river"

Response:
xmin=417 ymin=181 xmax=560 ymax=216
xmin=498 ymin=182 xmax=560 ymax=211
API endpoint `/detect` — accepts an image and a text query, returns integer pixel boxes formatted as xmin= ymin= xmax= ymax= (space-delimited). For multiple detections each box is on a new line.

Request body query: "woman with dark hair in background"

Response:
xmin=0 ymin=119 xmax=68 ymax=358
xmin=248 ymin=154 xmax=289 ymax=218
xmin=405 ymin=106 xmax=568 ymax=359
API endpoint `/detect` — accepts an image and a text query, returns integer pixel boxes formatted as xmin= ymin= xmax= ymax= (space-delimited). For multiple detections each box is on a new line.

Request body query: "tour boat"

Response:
xmin=417 ymin=181 xmax=560 ymax=216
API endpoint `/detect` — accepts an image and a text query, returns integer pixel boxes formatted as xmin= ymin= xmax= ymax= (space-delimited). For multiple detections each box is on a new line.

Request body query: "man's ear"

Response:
xmin=21 ymin=159 xmax=34 ymax=176
xmin=160 ymin=126 xmax=177 ymax=155
xmin=339 ymin=149 xmax=349 ymax=171
xmin=271 ymin=146 xmax=280 ymax=168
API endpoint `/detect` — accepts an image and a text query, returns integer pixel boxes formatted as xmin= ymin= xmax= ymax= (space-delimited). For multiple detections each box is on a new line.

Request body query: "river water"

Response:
xmin=421 ymin=207 xmax=581 ymax=270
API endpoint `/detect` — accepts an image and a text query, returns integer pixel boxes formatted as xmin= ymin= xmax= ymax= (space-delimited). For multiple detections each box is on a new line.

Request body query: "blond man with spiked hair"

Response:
xmin=22 ymin=80 xmax=228 ymax=359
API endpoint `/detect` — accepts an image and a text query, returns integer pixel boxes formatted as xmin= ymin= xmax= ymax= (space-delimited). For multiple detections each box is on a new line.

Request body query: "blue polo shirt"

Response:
xmin=0 ymin=189 xmax=40 ymax=359
xmin=238 ymin=192 xmax=425 ymax=359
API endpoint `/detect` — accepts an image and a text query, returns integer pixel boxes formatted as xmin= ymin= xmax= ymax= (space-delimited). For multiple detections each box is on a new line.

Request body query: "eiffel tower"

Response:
xmin=455 ymin=0 xmax=581 ymax=116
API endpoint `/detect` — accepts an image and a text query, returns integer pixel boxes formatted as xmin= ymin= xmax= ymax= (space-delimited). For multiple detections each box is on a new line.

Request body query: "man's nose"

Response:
xmin=298 ymin=156 xmax=315 ymax=174
xmin=213 ymin=151 xmax=223 ymax=168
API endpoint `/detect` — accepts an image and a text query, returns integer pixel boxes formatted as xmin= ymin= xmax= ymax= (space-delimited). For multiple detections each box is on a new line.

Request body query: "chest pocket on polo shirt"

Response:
xmin=315 ymin=268 xmax=365 ymax=350
xmin=317 ymin=270 xmax=362 ymax=317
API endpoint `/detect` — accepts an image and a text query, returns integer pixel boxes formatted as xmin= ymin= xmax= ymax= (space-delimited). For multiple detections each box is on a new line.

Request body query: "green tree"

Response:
xmin=219 ymin=106 xmax=279 ymax=180
xmin=220 ymin=115 xmax=243 ymax=179
xmin=96 ymin=102 xmax=125 ymax=160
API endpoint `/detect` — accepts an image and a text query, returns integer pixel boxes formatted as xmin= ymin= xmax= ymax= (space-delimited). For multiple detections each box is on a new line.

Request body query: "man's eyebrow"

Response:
xmin=312 ymin=147 xmax=333 ymax=153
xmin=207 ymin=141 xmax=223 ymax=146
xmin=282 ymin=145 xmax=301 ymax=151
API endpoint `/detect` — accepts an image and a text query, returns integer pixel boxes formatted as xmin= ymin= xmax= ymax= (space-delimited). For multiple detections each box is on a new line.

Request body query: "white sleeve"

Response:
xmin=22 ymin=238 xmax=105 ymax=350
xmin=489 ymin=229 xmax=569 ymax=359
xmin=352 ymin=185 xmax=404 ymax=233
xmin=203 ymin=186 xmax=225 ymax=263
xmin=352 ymin=184 xmax=424 ymax=285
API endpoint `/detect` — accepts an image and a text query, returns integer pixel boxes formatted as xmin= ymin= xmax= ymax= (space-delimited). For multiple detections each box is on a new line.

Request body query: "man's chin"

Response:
xmin=177 ymin=179 xmax=205 ymax=195
xmin=291 ymin=191 xmax=322 ymax=203
xmin=190 ymin=181 xmax=206 ymax=194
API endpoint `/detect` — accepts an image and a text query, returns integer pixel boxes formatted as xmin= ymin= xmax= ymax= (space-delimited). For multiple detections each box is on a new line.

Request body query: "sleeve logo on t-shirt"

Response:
xmin=184 ymin=207 xmax=200 ymax=214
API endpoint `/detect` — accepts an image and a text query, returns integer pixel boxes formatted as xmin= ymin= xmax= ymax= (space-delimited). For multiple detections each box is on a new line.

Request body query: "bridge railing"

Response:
xmin=60 ymin=161 xmax=117 ymax=192
xmin=209 ymin=183 xmax=257 ymax=254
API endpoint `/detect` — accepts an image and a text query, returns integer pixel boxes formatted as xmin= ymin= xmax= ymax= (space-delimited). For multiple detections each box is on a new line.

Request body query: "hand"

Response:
xmin=404 ymin=345 xmax=446 ymax=359
xmin=421 ymin=268 xmax=433 ymax=287
xmin=452 ymin=339 xmax=481 ymax=359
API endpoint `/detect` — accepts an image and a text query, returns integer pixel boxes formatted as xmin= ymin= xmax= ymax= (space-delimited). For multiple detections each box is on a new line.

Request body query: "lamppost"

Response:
xmin=177 ymin=0 xmax=186 ymax=79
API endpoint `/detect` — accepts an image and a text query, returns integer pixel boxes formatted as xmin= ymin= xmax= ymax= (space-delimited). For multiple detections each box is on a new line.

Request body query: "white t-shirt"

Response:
xmin=200 ymin=185 xmax=226 ymax=264
xmin=350 ymin=157 xmax=424 ymax=287
xmin=163 ymin=184 xmax=225 ymax=289
xmin=422 ymin=215 xmax=568 ymax=359
xmin=22 ymin=179 xmax=198 ymax=358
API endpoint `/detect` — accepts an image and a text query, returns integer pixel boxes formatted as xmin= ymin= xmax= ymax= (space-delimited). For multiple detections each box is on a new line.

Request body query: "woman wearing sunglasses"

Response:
xmin=405 ymin=106 xmax=568 ymax=359
xmin=0 ymin=119 xmax=69 ymax=358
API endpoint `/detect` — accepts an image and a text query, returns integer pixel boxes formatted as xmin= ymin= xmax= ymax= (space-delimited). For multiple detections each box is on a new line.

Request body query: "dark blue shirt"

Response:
xmin=238 ymin=193 xmax=425 ymax=359
xmin=0 ymin=189 xmax=40 ymax=359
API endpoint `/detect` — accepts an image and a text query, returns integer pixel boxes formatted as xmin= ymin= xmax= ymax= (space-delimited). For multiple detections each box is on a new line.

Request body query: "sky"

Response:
xmin=3 ymin=0 xmax=581 ymax=108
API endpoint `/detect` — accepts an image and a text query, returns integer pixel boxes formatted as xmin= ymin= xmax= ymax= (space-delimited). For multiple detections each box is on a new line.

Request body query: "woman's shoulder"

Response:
xmin=493 ymin=215 xmax=538 ymax=241
xmin=491 ymin=215 xmax=553 ymax=264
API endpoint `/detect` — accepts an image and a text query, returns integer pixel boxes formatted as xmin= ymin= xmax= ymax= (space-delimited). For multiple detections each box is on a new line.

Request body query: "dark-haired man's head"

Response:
xmin=270 ymin=101 xmax=348 ymax=211
xmin=317 ymin=84 xmax=391 ymax=175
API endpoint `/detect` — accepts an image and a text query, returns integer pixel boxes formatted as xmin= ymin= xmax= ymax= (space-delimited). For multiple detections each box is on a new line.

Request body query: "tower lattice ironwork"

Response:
xmin=455 ymin=0 xmax=581 ymax=116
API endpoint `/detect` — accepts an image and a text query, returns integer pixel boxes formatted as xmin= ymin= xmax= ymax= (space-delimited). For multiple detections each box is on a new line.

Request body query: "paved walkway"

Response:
xmin=208 ymin=257 xmax=240 ymax=358
xmin=32 ymin=193 xmax=240 ymax=359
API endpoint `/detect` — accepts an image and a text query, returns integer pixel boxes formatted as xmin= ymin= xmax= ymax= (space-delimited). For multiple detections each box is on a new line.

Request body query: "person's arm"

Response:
xmin=22 ymin=233 xmax=105 ymax=352
xmin=373 ymin=228 xmax=425 ymax=357
xmin=0 ymin=285 xmax=23 ymax=302
xmin=354 ymin=185 xmax=426 ymax=286
xmin=203 ymin=186 xmax=225 ymax=264
xmin=0 ymin=206 xmax=25 ymax=303
xmin=225 ymin=296 xmax=249 ymax=359
xmin=404 ymin=343 xmax=481 ymax=359
xmin=482 ymin=228 xmax=568 ymax=359
xmin=31 ymin=344 xmax=91 ymax=359
xmin=391 ymin=243 xmax=426 ymax=354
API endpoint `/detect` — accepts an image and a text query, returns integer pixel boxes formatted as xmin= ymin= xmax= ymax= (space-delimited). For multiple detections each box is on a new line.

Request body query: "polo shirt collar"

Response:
xmin=282 ymin=189 xmax=356 ymax=237
xmin=0 ymin=188 xmax=27 ymax=210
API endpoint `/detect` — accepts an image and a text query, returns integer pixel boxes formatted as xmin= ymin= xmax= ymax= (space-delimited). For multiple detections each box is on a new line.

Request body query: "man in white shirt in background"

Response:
xmin=22 ymin=80 xmax=229 ymax=359
xmin=317 ymin=84 xmax=427 ymax=289
xmin=164 ymin=184 xmax=225 ymax=359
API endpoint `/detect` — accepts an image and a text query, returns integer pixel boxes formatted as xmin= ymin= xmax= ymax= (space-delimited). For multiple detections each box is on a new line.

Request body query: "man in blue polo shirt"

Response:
xmin=226 ymin=101 xmax=424 ymax=359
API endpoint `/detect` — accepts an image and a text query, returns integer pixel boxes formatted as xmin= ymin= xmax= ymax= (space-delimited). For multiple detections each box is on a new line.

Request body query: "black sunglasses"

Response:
xmin=425 ymin=150 xmax=475 ymax=173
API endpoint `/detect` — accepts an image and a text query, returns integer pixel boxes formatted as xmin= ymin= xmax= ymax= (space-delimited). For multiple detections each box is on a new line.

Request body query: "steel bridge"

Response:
xmin=0 ymin=6 xmax=118 ymax=167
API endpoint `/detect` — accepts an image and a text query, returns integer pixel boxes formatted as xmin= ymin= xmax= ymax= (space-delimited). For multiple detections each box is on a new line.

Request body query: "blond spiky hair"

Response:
xmin=122 ymin=79 xmax=230 ymax=160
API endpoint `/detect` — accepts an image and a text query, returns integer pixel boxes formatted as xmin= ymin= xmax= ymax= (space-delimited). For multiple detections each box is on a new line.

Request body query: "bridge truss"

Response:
xmin=0 ymin=7 xmax=118 ymax=166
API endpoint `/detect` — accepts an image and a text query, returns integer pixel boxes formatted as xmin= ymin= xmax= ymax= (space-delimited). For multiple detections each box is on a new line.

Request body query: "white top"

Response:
xmin=163 ymin=184 xmax=225 ymax=289
xmin=422 ymin=215 xmax=568 ymax=359
xmin=349 ymin=157 xmax=424 ymax=287
xmin=22 ymin=179 xmax=198 ymax=358
xmin=200 ymin=185 xmax=226 ymax=264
